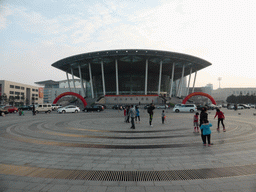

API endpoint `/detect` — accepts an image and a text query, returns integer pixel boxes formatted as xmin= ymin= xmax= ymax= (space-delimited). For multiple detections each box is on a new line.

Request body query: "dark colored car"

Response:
xmin=83 ymin=105 xmax=104 ymax=112
xmin=196 ymin=105 xmax=208 ymax=111
xmin=18 ymin=105 xmax=32 ymax=111
xmin=144 ymin=104 xmax=151 ymax=109
xmin=112 ymin=105 xmax=124 ymax=110
xmin=4 ymin=106 xmax=18 ymax=113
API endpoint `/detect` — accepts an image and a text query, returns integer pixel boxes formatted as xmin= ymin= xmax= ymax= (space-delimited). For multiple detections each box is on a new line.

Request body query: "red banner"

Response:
xmin=39 ymin=87 xmax=44 ymax=98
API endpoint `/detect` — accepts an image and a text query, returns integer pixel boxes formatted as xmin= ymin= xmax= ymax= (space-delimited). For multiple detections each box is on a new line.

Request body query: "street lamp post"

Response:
xmin=218 ymin=77 xmax=222 ymax=89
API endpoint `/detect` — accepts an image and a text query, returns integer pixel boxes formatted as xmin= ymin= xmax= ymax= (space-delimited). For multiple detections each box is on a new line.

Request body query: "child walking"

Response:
xmin=124 ymin=107 xmax=127 ymax=122
xmin=162 ymin=110 xmax=165 ymax=124
xmin=200 ymin=119 xmax=212 ymax=146
xmin=193 ymin=112 xmax=199 ymax=132
xmin=135 ymin=106 xmax=140 ymax=123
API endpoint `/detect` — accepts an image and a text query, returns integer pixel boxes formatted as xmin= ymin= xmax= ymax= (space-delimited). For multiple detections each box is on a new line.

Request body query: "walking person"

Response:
xmin=147 ymin=103 xmax=155 ymax=126
xmin=124 ymin=107 xmax=127 ymax=122
xmin=162 ymin=110 xmax=165 ymax=124
xmin=200 ymin=108 xmax=208 ymax=143
xmin=129 ymin=105 xmax=136 ymax=129
xmin=214 ymin=108 xmax=226 ymax=132
xmin=135 ymin=105 xmax=140 ymax=124
xmin=200 ymin=119 xmax=212 ymax=146
xmin=32 ymin=104 xmax=36 ymax=116
xmin=126 ymin=106 xmax=130 ymax=123
xmin=193 ymin=112 xmax=199 ymax=133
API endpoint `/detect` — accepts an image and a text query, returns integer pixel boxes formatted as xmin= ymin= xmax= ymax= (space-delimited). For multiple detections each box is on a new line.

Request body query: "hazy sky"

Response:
xmin=0 ymin=0 xmax=255 ymax=89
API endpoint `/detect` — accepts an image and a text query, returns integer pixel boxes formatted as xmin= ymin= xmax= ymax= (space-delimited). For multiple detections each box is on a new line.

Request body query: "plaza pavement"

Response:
xmin=0 ymin=107 xmax=256 ymax=191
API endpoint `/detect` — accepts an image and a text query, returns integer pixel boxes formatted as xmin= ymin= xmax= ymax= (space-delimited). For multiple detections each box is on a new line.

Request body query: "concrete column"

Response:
xmin=192 ymin=71 xmax=197 ymax=93
xmin=169 ymin=63 xmax=175 ymax=97
xmin=70 ymin=68 xmax=77 ymax=93
xmin=186 ymin=67 xmax=192 ymax=96
xmin=178 ymin=64 xmax=185 ymax=97
xmin=101 ymin=61 xmax=106 ymax=95
xmin=145 ymin=59 xmax=148 ymax=95
xmin=115 ymin=59 xmax=119 ymax=95
xmin=158 ymin=60 xmax=162 ymax=95
xmin=88 ymin=63 xmax=94 ymax=98
xmin=66 ymin=72 xmax=72 ymax=92
xmin=78 ymin=65 xmax=86 ymax=97
xmin=176 ymin=78 xmax=181 ymax=97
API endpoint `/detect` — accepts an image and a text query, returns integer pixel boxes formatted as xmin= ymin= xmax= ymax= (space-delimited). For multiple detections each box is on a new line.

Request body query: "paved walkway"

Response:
xmin=0 ymin=108 xmax=256 ymax=191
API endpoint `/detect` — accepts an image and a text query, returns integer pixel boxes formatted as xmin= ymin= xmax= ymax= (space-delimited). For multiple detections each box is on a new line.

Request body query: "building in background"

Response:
xmin=187 ymin=84 xmax=213 ymax=105
xmin=35 ymin=79 xmax=84 ymax=104
xmin=0 ymin=80 xmax=43 ymax=106
xmin=212 ymin=88 xmax=256 ymax=104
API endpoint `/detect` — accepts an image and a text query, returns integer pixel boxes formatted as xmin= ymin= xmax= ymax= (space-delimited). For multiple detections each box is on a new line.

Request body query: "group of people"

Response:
xmin=124 ymin=105 xmax=139 ymax=129
xmin=124 ymin=103 xmax=164 ymax=129
xmin=193 ymin=107 xmax=226 ymax=146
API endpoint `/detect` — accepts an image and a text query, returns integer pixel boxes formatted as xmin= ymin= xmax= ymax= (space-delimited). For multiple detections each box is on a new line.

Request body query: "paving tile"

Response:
xmin=47 ymin=184 xmax=72 ymax=192
xmin=67 ymin=185 xmax=88 ymax=192
xmin=144 ymin=186 xmax=165 ymax=192
xmin=105 ymin=186 xmax=126 ymax=192
xmin=125 ymin=186 xmax=146 ymax=192
xmin=0 ymin=109 xmax=256 ymax=191
xmin=86 ymin=186 xmax=107 ymax=192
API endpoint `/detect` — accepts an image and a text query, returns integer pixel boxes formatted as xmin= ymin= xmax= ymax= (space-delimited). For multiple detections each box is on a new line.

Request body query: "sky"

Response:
xmin=0 ymin=0 xmax=255 ymax=90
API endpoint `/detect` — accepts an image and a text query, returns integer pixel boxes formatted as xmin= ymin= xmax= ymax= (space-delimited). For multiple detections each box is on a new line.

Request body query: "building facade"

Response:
xmin=211 ymin=88 xmax=256 ymax=104
xmin=51 ymin=49 xmax=211 ymax=104
xmin=35 ymin=80 xmax=84 ymax=104
xmin=0 ymin=80 xmax=43 ymax=105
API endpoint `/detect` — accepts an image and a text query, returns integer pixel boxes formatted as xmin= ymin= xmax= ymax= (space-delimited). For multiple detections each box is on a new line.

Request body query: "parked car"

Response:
xmin=144 ymin=104 xmax=151 ymax=109
xmin=249 ymin=104 xmax=255 ymax=108
xmin=112 ymin=105 xmax=124 ymax=110
xmin=52 ymin=104 xmax=62 ymax=110
xmin=228 ymin=105 xmax=244 ymax=110
xmin=4 ymin=106 xmax=18 ymax=113
xmin=18 ymin=105 xmax=32 ymax=111
xmin=173 ymin=104 xmax=197 ymax=113
xmin=0 ymin=107 xmax=9 ymax=115
xmin=207 ymin=104 xmax=218 ymax=110
xmin=196 ymin=105 xmax=208 ymax=111
xmin=83 ymin=105 xmax=104 ymax=112
xmin=156 ymin=105 xmax=168 ymax=109
xmin=238 ymin=104 xmax=250 ymax=109
xmin=35 ymin=104 xmax=52 ymax=113
xmin=222 ymin=104 xmax=227 ymax=108
xmin=57 ymin=105 xmax=80 ymax=113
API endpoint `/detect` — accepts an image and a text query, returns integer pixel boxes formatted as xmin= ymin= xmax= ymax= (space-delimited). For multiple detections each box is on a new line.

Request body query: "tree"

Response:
xmin=9 ymin=96 xmax=15 ymax=106
xmin=0 ymin=93 xmax=8 ymax=105
xmin=25 ymin=98 xmax=29 ymax=105
xmin=226 ymin=94 xmax=236 ymax=103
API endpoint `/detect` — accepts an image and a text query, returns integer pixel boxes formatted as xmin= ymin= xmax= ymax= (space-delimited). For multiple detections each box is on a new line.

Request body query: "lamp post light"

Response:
xmin=218 ymin=77 xmax=222 ymax=89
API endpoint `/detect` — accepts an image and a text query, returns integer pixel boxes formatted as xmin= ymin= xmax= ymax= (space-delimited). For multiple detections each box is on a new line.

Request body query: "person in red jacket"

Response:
xmin=214 ymin=109 xmax=226 ymax=132
xmin=193 ymin=112 xmax=199 ymax=133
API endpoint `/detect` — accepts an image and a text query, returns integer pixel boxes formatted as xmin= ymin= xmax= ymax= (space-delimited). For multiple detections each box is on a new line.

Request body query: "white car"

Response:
xmin=52 ymin=104 xmax=62 ymax=110
xmin=156 ymin=105 xmax=168 ymax=109
xmin=57 ymin=105 xmax=80 ymax=113
xmin=173 ymin=104 xmax=197 ymax=113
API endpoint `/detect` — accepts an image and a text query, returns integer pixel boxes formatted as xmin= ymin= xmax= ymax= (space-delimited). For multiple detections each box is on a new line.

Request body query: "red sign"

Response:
xmin=39 ymin=87 xmax=44 ymax=98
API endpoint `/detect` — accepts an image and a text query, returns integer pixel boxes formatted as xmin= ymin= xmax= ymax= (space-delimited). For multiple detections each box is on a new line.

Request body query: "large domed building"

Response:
xmin=51 ymin=49 xmax=211 ymax=105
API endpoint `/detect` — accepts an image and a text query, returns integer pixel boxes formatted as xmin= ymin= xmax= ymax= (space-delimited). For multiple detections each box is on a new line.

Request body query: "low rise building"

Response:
xmin=35 ymin=79 xmax=84 ymax=104
xmin=0 ymin=80 xmax=43 ymax=106
xmin=211 ymin=88 xmax=256 ymax=104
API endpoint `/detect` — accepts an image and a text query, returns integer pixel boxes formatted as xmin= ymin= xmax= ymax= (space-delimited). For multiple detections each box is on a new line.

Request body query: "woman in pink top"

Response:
xmin=214 ymin=109 xmax=225 ymax=132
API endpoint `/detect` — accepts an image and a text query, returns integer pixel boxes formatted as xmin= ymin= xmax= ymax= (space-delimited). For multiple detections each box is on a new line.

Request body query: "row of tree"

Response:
xmin=226 ymin=94 xmax=256 ymax=104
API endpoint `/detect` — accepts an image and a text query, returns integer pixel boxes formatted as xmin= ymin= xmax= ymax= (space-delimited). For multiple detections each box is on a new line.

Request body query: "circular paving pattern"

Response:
xmin=1 ymin=108 xmax=256 ymax=182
